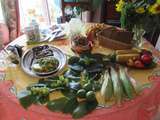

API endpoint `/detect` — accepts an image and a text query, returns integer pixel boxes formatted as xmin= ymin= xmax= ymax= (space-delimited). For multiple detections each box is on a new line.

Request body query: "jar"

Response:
xmin=24 ymin=20 xmax=40 ymax=42
xmin=70 ymin=34 xmax=92 ymax=54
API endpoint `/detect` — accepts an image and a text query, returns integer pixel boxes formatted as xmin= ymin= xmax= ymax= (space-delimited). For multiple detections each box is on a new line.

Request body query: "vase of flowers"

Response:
xmin=132 ymin=25 xmax=145 ymax=47
xmin=115 ymin=0 xmax=160 ymax=47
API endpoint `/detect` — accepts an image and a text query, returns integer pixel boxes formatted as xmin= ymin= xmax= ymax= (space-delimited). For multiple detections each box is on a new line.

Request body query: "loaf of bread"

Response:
xmin=101 ymin=27 xmax=133 ymax=44
xmin=97 ymin=27 xmax=133 ymax=50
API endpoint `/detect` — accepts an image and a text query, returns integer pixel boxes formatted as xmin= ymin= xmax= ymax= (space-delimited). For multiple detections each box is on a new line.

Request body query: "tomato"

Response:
xmin=134 ymin=60 xmax=145 ymax=68
xmin=141 ymin=54 xmax=152 ymax=64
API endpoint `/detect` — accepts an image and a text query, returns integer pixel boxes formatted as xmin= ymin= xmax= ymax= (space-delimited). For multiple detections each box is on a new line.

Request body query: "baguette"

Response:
xmin=115 ymin=49 xmax=140 ymax=55
xmin=116 ymin=54 xmax=140 ymax=63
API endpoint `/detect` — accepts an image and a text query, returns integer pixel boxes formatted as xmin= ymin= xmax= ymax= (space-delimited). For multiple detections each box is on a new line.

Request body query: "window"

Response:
xmin=19 ymin=0 xmax=62 ymax=29
xmin=0 ymin=1 xmax=5 ymax=23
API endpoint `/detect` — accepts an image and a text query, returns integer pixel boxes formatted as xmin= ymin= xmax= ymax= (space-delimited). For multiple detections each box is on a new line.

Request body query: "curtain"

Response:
xmin=1 ymin=0 xmax=20 ymax=41
xmin=0 ymin=1 xmax=9 ymax=46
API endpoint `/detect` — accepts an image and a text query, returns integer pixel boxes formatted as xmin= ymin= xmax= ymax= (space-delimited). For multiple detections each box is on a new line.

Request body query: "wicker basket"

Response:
xmin=97 ymin=28 xmax=133 ymax=50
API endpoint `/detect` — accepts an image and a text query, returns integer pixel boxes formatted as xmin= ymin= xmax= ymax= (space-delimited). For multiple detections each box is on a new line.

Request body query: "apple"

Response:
xmin=134 ymin=60 xmax=145 ymax=68
xmin=141 ymin=54 xmax=153 ymax=64
xmin=141 ymin=49 xmax=152 ymax=56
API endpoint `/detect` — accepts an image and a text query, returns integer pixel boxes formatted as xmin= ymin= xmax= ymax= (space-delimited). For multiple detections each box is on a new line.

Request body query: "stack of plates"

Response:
xmin=21 ymin=45 xmax=67 ymax=78
xmin=40 ymin=25 xmax=66 ymax=42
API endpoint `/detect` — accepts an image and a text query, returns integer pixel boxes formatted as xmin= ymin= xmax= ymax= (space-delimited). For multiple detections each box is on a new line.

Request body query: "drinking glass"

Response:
xmin=0 ymin=49 xmax=8 ymax=81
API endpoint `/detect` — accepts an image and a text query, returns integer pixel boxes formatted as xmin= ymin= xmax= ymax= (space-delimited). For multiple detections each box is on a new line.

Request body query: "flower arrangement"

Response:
xmin=116 ymin=0 xmax=160 ymax=30
xmin=115 ymin=0 xmax=160 ymax=46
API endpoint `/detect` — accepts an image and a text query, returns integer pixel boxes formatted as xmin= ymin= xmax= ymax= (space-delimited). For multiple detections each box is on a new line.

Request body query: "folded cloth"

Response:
xmin=1 ymin=79 xmax=160 ymax=120
xmin=0 ymin=81 xmax=29 ymax=120
xmin=0 ymin=81 xmax=73 ymax=120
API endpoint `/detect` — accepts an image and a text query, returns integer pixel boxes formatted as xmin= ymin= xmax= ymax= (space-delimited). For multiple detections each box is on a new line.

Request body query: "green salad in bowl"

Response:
xmin=31 ymin=57 xmax=59 ymax=75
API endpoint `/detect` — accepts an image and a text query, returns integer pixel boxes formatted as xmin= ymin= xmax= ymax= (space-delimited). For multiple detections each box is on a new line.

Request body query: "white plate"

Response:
xmin=21 ymin=45 xmax=67 ymax=78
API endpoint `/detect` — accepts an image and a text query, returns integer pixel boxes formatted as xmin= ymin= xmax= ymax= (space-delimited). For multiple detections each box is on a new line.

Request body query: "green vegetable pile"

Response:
xmin=18 ymin=54 xmax=105 ymax=119
xmin=18 ymin=53 xmax=150 ymax=118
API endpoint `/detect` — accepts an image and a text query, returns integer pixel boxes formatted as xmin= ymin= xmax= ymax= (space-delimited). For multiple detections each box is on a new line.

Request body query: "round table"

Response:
xmin=1 ymin=28 xmax=160 ymax=120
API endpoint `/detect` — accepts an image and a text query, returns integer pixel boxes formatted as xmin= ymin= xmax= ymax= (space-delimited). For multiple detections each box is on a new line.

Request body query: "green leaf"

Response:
xmin=72 ymin=102 xmax=88 ymax=119
xmin=18 ymin=90 xmax=36 ymax=109
xmin=72 ymin=99 xmax=98 ymax=119
xmin=68 ymin=56 xmax=80 ymax=65
xmin=61 ymin=89 xmax=77 ymax=98
xmin=38 ymin=79 xmax=53 ymax=86
xmin=38 ymin=95 xmax=49 ymax=104
xmin=63 ymin=97 xmax=78 ymax=113
xmin=140 ymin=83 xmax=153 ymax=90
xmin=47 ymin=97 xmax=68 ymax=112
xmin=26 ymin=84 xmax=47 ymax=90
xmin=86 ymin=100 xmax=98 ymax=112
xmin=149 ymin=61 xmax=157 ymax=68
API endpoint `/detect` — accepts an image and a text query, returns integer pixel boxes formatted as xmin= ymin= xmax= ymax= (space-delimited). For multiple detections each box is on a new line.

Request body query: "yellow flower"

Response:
xmin=116 ymin=0 xmax=125 ymax=12
xmin=157 ymin=0 xmax=160 ymax=4
xmin=148 ymin=3 xmax=160 ymax=14
xmin=135 ymin=7 xmax=145 ymax=14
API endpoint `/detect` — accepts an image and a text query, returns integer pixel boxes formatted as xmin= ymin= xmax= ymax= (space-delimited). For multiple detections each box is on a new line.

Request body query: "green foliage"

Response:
xmin=72 ymin=102 xmax=88 ymax=119
xmin=18 ymin=53 xmax=111 ymax=118
xmin=20 ymin=84 xmax=50 ymax=108
xmin=61 ymin=88 xmax=77 ymax=98
xmin=18 ymin=90 xmax=34 ymax=109
xmin=117 ymin=0 xmax=160 ymax=33
xmin=18 ymin=71 xmax=99 ymax=118
xmin=72 ymin=100 xmax=98 ymax=119
xmin=47 ymin=94 xmax=97 ymax=118
xmin=63 ymin=97 xmax=79 ymax=113
xmin=120 ymin=2 xmax=139 ymax=31
xmin=47 ymin=97 xmax=68 ymax=112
